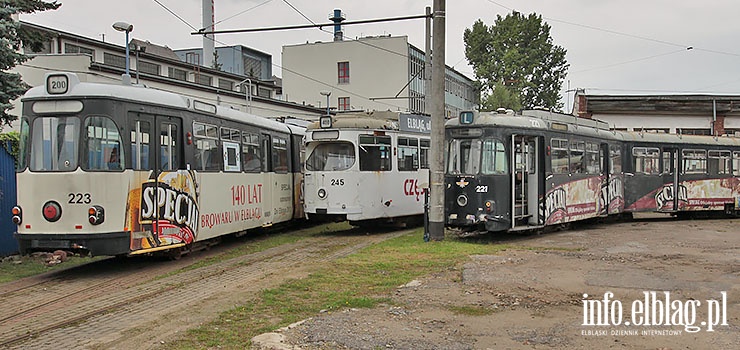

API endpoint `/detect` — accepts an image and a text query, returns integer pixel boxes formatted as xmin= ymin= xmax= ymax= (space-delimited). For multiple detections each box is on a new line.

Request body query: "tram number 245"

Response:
xmin=330 ymin=179 xmax=345 ymax=186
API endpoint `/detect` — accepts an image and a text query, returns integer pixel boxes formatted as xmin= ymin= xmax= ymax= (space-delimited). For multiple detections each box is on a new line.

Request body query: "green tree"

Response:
xmin=464 ymin=11 xmax=568 ymax=111
xmin=0 ymin=0 xmax=61 ymax=127
xmin=482 ymin=83 xmax=522 ymax=112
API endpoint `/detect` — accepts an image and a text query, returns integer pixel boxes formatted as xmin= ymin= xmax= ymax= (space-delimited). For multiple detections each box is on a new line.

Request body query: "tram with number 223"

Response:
xmin=445 ymin=109 xmax=740 ymax=235
xmin=12 ymin=72 xmax=305 ymax=257
xmin=303 ymin=111 xmax=430 ymax=226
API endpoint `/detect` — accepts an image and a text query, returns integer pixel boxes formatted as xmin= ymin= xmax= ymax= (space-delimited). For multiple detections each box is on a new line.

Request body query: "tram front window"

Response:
xmin=306 ymin=142 xmax=355 ymax=171
xmin=29 ymin=116 xmax=80 ymax=171
xmin=447 ymin=138 xmax=481 ymax=175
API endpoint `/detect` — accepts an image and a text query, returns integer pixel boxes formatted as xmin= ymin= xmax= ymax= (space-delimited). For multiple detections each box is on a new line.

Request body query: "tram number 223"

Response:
xmin=330 ymin=179 xmax=345 ymax=186
xmin=68 ymin=192 xmax=92 ymax=204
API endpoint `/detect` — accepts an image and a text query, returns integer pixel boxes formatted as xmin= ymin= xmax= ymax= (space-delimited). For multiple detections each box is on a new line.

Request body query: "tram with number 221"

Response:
xmin=303 ymin=111 xmax=430 ymax=226
xmin=12 ymin=72 xmax=305 ymax=257
xmin=445 ymin=109 xmax=740 ymax=235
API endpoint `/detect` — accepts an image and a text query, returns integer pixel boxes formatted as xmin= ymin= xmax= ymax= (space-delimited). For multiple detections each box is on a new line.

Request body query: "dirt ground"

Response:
xmin=255 ymin=214 xmax=740 ymax=350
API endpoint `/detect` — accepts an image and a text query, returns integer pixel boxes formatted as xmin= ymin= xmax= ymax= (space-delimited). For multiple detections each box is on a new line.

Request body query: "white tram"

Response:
xmin=12 ymin=72 xmax=305 ymax=257
xmin=303 ymin=111 xmax=430 ymax=225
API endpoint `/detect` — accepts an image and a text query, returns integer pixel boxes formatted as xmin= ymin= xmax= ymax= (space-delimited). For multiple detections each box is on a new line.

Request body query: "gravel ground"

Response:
xmin=254 ymin=214 xmax=740 ymax=350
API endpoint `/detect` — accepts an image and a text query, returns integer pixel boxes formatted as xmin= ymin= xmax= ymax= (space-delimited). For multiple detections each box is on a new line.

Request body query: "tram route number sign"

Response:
xmin=399 ymin=114 xmax=431 ymax=134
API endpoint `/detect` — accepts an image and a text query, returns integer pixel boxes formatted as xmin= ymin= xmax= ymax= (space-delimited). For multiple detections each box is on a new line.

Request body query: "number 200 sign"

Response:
xmin=47 ymin=75 xmax=69 ymax=94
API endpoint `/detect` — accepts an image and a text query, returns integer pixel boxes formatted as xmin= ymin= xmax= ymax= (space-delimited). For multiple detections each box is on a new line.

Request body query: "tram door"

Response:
xmin=511 ymin=135 xmax=544 ymax=229
xmin=130 ymin=113 xmax=182 ymax=221
xmin=661 ymin=148 xmax=680 ymax=211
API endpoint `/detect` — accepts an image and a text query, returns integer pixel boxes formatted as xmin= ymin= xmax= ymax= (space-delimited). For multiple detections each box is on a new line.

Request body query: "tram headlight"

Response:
xmin=456 ymin=194 xmax=468 ymax=207
xmin=484 ymin=200 xmax=495 ymax=213
xmin=88 ymin=205 xmax=105 ymax=225
xmin=42 ymin=201 xmax=62 ymax=222
xmin=11 ymin=206 xmax=22 ymax=225
xmin=317 ymin=188 xmax=327 ymax=199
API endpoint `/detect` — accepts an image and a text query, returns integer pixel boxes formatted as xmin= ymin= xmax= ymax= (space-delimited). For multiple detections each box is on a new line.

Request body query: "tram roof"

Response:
xmin=23 ymin=72 xmax=296 ymax=134
xmin=618 ymin=131 xmax=740 ymax=147
xmin=307 ymin=111 xmax=401 ymax=131
xmin=446 ymin=109 xmax=618 ymax=140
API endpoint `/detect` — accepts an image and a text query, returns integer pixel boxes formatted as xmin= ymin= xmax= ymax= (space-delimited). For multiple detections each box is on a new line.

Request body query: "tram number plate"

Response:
xmin=476 ymin=185 xmax=488 ymax=193
xmin=330 ymin=179 xmax=345 ymax=186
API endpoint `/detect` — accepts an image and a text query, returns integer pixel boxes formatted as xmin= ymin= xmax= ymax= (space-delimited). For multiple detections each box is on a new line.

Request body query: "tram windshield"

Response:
xmin=306 ymin=141 xmax=355 ymax=171
xmin=29 ymin=116 xmax=80 ymax=171
xmin=447 ymin=138 xmax=508 ymax=175
xmin=447 ymin=138 xmax=481 ymax=175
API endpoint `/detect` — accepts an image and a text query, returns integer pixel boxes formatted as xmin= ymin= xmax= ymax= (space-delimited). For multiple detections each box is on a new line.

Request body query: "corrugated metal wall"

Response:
xmin=0 ymin=145 xmax=18 ymax=256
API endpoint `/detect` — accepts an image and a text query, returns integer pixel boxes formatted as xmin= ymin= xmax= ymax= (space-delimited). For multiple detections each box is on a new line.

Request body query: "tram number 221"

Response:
xmin=330 ymin=179 xmax=345 ymax=186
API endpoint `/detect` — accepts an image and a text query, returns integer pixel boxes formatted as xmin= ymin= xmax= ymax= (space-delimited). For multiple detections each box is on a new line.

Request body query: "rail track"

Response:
xmin=0 ymin=225 xmax=411 ymax=349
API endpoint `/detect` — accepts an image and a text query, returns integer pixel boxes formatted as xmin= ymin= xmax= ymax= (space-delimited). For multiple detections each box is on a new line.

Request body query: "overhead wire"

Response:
xmin=147 ymin=0 xmax=404 ymax=110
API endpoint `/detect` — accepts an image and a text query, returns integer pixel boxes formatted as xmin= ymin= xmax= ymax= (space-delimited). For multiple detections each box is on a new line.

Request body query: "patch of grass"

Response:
xmin=0 ymin=255 xmax=102 ymax=283
xmin=448 ymin=305 xmax=496 ymax=316
xmin=154 ymin=222 xmax=353 ymax=280
xmin=164 ymin=229 xmax=512 ymax=349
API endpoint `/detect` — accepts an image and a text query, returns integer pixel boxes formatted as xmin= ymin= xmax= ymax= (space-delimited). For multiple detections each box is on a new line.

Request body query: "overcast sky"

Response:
xmin=20 ymin=0 xmax=740 ymax=111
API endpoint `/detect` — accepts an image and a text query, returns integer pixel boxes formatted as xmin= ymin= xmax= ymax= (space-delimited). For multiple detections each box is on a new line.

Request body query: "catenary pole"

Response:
xmin=429 ymin=0 xmax=446 ymax=241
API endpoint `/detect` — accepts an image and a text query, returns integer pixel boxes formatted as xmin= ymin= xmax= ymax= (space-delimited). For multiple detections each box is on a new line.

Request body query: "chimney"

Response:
xmin=330 ymin=9 xmax=346 ymax=41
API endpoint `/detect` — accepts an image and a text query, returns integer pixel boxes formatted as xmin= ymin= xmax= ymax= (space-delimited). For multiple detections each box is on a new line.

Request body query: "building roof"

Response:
xmin=581 ymin=94 xmax=740 ymax=115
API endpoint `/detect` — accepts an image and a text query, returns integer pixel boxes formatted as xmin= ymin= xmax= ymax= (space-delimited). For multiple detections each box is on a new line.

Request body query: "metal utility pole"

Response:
xmin=429 ymin=0 xmax=445 ymax=241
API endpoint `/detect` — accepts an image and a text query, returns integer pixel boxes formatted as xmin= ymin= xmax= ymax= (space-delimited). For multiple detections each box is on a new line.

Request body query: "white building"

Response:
xmin=282 ymin=35 xmax=478 ymax=117
xmin=8 ymin=21 xmax=323 ymax=131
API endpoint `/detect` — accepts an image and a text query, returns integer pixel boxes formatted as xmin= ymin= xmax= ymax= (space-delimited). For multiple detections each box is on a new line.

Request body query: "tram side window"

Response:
xmin=550 ymin=138 xmax=568 ymax=174
xmin=30 ymin=117 xmax=80 ymax=171
xmin=419 ymin=139 xmax=430 ymax=169
xmin=160 ymin=123 xmax=179 ymax=171
xmin=447 ymin=138 xmax=481 ymax=175
xmin=584 ymin=142 xmax=601 ymax=174
xmin=609 ymin=145 xmax=622 ymax=174
xmin=682 ymin=149 xmax=707 ymax=174
xmin=130 ymin=120 xmax=151 ymax=170
xmin=733 ymin=152 xmax=740 ymax=176
xmin=242 ymin=132 xmax=261 ymax=173
xmin=220 ymin=127 xmax=241 ymax=173
xmin=306 ymin=142 xmax=355 ymax=171
xmin=633 ymin=147 xmax=660 ymax=174
xmin=273 ymin=136 xmax=289 ymax=173
xmin=480 ymin=139 xmax=507 ymax=175
xmin=359 ymin=135 xmax=392 ymax=171
xmin=569 ymin=140 xmax=585 ymax=173
xmin=193 ymin=122 xmax=221 ymax=171
xmin=398 ymin=137 xmax=419 ymax=171
xmin=85 ymin=116 xmax=124 ymax=171
xmin=708 ymin=150 xmax=731 ymax=175
xmin=18 ymin=118 xmax=29 ymax=170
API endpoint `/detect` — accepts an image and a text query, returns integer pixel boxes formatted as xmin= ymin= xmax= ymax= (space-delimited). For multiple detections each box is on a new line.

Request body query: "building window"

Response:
xmin=195 ymin=74 xmax=212 ymax=86
xmin=168 ymin=67 xmax=187 ymax=81
xmin=680 ymin=128 xmax=711 ymax=135
xmin=137 ymin=61 xmax=160 ymax=75
xmin=257 ymin=87 xmax=271 ymax=98
xmin=103 ymin=52 xmax=126 ymax=69
xmin=218 ymin=79 xmax=234 ymax=91
xmin=64 ymin=43 xmax=94 ymax=57
xmin=338 ymin=61 xmax=350 ymax=84
xmin=244 ymin=55 xmax=262 ymax=77
xmin=338 ymin=97 xmax=350 ymax=111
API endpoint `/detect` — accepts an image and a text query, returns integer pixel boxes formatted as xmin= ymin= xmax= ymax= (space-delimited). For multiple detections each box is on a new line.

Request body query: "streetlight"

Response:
xmin=320 ymin=90 xmax=331 ymax=115
xmin=112 ymin=21 xmax=133 ymax=76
